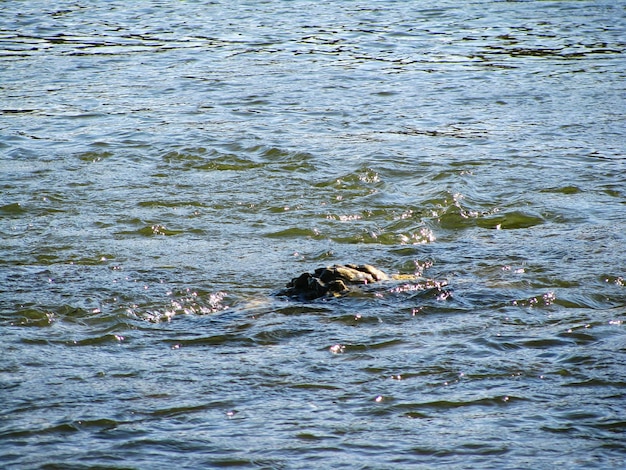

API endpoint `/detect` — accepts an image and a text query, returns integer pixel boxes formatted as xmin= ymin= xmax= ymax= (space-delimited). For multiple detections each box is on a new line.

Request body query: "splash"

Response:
xmin=138 ymin=290 xmax=230 ymax=323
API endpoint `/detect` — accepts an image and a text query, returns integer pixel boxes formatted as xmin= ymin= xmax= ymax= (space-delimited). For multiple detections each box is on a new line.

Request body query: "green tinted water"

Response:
xmin=1 ymin=1 xmax=625 ymax=468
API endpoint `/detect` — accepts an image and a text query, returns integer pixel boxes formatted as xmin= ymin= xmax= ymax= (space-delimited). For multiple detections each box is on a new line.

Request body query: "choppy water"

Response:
xmin=1 ymin=1 xmax=625 ymax=468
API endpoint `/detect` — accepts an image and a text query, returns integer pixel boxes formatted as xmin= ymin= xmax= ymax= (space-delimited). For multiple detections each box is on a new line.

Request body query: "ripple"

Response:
xmin=264 ymin=227 xmax=320 ymax=239
xmin=251 ymin=327 xmax=318 ymax=346
xmin=394 ymin=396 xmax=524 ymax=414
xmin=114 ymin=224 xmax=184 ymax=237
xmin=9 ymin=308 xmax=55 ymax=327
xmin=1 ymin=1 xmax=625 ymax=468
xmin=0 ymin=202 xmax=27 ymax=215
xmin=439 ymin=208 xmax=544 ymax=230
xmin=164 ymin=334 xmax=254 ymax=348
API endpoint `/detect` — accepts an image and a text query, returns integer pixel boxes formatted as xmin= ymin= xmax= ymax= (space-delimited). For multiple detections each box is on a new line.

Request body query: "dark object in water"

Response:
xmin=277 ymin=264 xmax=416 ymax=300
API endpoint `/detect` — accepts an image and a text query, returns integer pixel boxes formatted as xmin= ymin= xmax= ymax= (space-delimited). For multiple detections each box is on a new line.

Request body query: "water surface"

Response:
xmin=1 ymin=1 xmax=625 ymax=468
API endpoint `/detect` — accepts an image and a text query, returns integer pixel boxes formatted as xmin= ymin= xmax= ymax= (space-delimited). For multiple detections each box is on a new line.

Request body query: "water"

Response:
xmin=1 ymin=1 xmax=625 ymax=468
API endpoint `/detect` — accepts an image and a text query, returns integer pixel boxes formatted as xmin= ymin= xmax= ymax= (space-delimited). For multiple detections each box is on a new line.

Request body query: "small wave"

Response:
xmin=115 ymin=224 xmax=184 ymax=237
xmin=390 ymin=395 xmax=524 ymax=417
xmin=439 ymin=208 xmax=544 ymax=230
xmin=0 ymin=202 xmax=27 ymax=215
xmin=136 ymin=290 xmax=230 ymax=323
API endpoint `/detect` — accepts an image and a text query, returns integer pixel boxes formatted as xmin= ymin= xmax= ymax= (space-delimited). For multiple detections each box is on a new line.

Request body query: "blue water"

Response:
xmin=1 ymin=1 xmax=625 ymax=468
